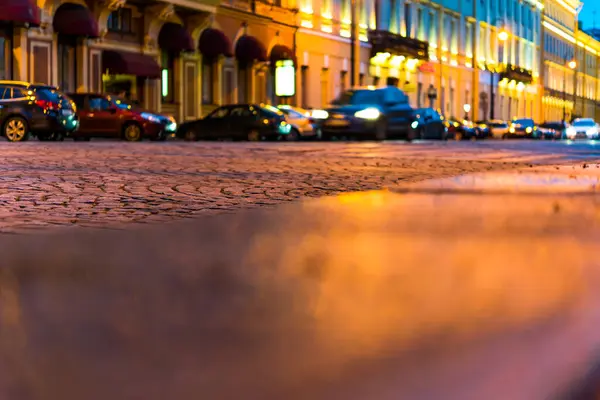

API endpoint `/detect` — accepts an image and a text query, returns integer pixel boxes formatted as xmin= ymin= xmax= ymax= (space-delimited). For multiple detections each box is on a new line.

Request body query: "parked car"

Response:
xmin=413 ymin=108 xmax=446 ymax=139
xmin=0 ymin=81 xmax=78 ymax=142
xmin=487 ymin=120 xmax=510 ymax=139
xmin=68 ymin=93 xmax=171 ymax=141
xmin=508 ymin=118 xmax=538 ymax=138
xmin=176 ymin=104 xmax=291 ymax=141
xmin=277 ymin=105 xmax=320 ymax=140
xmin=444 ymin=118 xmax=478 ymax=140
xmin=112 ymin=97 xmax=177 ymax=139
xmin=565 ymin=118 xmax=599 ymax=140
xmin=538 ymin=121 xmax=567 ymax=140
xmin=474 ymin=120 xmax=491 ymax=138
xmin=321 ymin=86 xmax=416 ymax=141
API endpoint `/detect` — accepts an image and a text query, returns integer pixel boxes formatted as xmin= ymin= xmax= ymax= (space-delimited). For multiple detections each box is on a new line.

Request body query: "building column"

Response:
xmin=249 ymin=64 xmax=257 ymax=103
xmin=214 ymin=55 xmax=224 ymax=105
xmin=175 ymin=55 xmax=184 ymax=123
xmin=197 ymin=54 xmax=203 ymax=118
xmin=76 ymin=39 xmax=89 ymax=92
xmin=12 ymin=28 xmax=28 ymax=81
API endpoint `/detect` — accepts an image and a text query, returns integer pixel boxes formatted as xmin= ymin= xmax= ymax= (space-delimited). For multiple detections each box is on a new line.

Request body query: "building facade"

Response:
xmin=1 ymin=0 xmax=600 ymax=122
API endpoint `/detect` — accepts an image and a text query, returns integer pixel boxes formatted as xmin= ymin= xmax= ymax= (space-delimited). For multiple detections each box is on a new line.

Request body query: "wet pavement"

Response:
xmin=1 ymin=139 xmax=600 ymax=233
xmin=2 ymin=185 xmax=600 ymax=399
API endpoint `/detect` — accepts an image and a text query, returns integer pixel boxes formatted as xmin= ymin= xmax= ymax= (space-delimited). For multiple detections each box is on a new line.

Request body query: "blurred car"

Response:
xmin=565 ymin=118 xmax=599 ymax=139
xmin=508 ymin=118 xmax=538 ymax=138
xmin=444 ymin=117 xmax=478 ymax=140
xmin=0 ymin=81 xmax=78 ymax=142
xmin=538 ymin=121 xmax=567 ymax=140
xmin=277 ymin=105 xmax=319 ymax=139
xmin=487 ymin=120 xmax=510 ymax=139
xmin=474 ymin=120 xmax=491 ymax=138
xmin=112 ymin=97 xmax=177 ymax=139
xmin=413 ymin=108 xmax=446 ymax=139
xmin=68 ymin=93 xmax=171 ymax=141
xmin=177 ymin=104 xmax=291 ymax=141
xmin=320 ymin=86 xmax=416 ymax=141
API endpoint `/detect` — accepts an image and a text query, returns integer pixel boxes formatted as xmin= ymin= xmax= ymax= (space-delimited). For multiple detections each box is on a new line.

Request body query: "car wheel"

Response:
xmin=247 ymin=129 xmax=261 ymax=142
xmin=375 ymin=120 xmax=388 ymax=141
xmin=4 ymin=116 xmax=29 ymax=142
xmin=184 ymin=129 xmax=198 ymax=141
xmin=285 ymin=128 xmax=300 ymax=141
xmin=123 ymin=123 xmax=142 ymax=142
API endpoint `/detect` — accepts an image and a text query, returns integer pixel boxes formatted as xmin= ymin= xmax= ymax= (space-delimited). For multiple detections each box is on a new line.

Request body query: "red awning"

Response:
xmin=199 ymin=28 xmax=232 ymax=59
xmin=269 ymin=44 xmax=296 ymax=65
xmin=0 ymin=0 xmax=41 ymax=26
xmin=158 ymin=22 xmax=194 ymax=53
xmin=235 ymin=35 xmax=267 ymax=64
xmin=102 ymin=50 xmax=161 ymax=79
xmin=53 ymin=3 xmax=99 ymax=37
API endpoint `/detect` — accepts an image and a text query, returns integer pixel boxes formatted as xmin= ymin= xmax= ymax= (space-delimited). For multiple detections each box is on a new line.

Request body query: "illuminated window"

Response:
xmin=161 ymin=51 xmax=174 ymax=103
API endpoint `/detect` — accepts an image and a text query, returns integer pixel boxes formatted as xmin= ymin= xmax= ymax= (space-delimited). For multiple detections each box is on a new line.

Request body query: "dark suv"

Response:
xmin=68 ymin=93 xmax=174 ymax=141
xmin=0 ymin=81 xmax=78 ymax=142
xmin=321 ymin=86 xmax=415 ymax=141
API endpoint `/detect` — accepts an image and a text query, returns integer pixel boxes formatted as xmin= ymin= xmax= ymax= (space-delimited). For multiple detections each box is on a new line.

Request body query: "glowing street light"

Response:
xmin=568 ymin=60 xmax=577 ymax=69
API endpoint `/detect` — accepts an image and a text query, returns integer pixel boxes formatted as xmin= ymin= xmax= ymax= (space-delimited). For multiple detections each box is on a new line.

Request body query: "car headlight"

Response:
xmin=141 ymin=112 xmax=161 ymax=123
xmin=279 ymin=121 xmax=292 ymax=134
xmin=509 ymin=126 xmax=515 ymax=133
xmin=311 ymin=109 xmax=329 ymax=119
xmin=354 ymin=107 xmax=381 ymax=120
xmin=165 ymin=122 xmax=177 ymax=132
xmin=411 ymin=121 xmax=419 ymax=129
xmin=525 ymin=127 xmax=532 ymax=133
xmin=566 ymin=127 xmax=576 ymax=137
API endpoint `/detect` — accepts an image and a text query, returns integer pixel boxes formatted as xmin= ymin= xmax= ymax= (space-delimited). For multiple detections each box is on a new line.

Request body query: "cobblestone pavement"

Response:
xmin=1 ymin=140 xmax=598 ymax=233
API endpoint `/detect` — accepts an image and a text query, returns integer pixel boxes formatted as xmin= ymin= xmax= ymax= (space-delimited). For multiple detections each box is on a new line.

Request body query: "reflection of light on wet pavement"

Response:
xmin=1 ymin=188 xmax=600 ymax=398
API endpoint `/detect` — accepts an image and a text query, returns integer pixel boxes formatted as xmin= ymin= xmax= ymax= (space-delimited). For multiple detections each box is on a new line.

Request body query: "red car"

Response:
xmin=67 ymin=93 xmax=175 ymax=141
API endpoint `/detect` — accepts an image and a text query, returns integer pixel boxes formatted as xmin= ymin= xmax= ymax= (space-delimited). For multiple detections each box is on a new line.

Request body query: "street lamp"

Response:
xmin=463 ymin=103 xmax=471 ymax=120
xmin=490 ymin=27 xmax=509 ymax=120
xmin=563 ymin=56 xmax=577 ymax=122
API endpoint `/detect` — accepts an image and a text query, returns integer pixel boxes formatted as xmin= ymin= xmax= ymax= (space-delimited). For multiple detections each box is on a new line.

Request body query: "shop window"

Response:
xmin=202 ymin=61 xmax=213 ymax=104
xmin=373 ymin=76 xmax=380 ymax=87
xmin=340 ymin=71 xmax=347 ymax=93
xmin=359 ymin=73 xmax=364 ymax=86
xmin=107 ymin=8 xmax=132 ymax=33
xmin=301 ymin=66 xmax=308 ymax=108
xmin=161 ymin=51 xmax=174 ymax=103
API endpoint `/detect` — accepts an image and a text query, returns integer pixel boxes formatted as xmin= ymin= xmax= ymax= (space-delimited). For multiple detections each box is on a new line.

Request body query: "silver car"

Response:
xmin=278 ymin=105 xmax=319 ymax=140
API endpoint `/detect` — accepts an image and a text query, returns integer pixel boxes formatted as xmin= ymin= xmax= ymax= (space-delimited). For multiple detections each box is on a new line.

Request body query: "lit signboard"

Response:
xmin=275 ymin=59 xmax=295 ymax=97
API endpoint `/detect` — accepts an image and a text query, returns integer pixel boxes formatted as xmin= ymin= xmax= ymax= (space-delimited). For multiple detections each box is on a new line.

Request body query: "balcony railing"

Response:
xmin=368 ymin=30 xmax=428 ymax=60
xmin=500 ymin=63 xmax=534 ymax=84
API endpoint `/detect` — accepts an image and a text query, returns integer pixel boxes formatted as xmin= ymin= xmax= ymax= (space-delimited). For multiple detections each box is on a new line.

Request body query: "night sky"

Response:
xmin=580 ymin=3 xmax=599 ymax=30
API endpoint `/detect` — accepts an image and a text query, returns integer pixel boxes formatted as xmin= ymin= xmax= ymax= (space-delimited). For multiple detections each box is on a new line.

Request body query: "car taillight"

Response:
xmin=35 ymin=99 xmax=59 ymax=110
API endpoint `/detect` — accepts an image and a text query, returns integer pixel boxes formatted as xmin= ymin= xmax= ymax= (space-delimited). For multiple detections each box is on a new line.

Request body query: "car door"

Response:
xmin=228 ymin=106 xmax=256 ymax=139
xmin=87 ymin=96 xmax=119 ymax=137
xmin=382 ymin=87 xmax=413 ymax=133
xmin=0 ymin=86 xmax=10 ymax=126
xmin=200 ymin=106 xmax=231 ymax=139
xmin=71 ymin=95 xmax=93 ymax=135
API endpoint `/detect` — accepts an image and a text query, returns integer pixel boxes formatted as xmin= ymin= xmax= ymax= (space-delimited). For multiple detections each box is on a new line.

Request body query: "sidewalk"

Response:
xmin=2 ymin=163 xmax=600 ymax=399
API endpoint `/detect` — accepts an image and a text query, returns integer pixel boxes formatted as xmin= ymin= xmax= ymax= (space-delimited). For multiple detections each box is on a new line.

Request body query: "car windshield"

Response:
xmin=261 ymin=104 xmax=284 ymax=116
xmin=333 ymin=90 xmax=382 ymax=105
xmin=279 ymin=108 xmax=305 ymax=119
xmin=573 ymin=119 xmax=595 ymax=127
xmin=512 ymin=119 xmax=534 ymax=126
